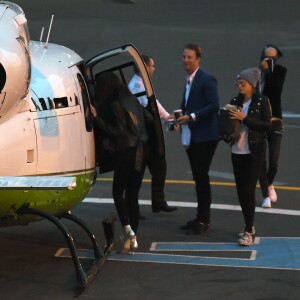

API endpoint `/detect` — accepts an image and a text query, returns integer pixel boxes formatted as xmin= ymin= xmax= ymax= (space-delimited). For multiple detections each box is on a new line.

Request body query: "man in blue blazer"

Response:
xmin=177 ymin=43 xmax=220 ymax=234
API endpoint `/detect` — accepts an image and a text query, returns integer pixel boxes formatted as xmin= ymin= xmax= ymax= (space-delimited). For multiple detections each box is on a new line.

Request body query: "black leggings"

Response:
xmin=259 ymin=120 xmax=283 ymax=197
xmin=112 ymin=146 xmax=143 ymax=233
xmin=232 ymin=153 xmax=264 ymax=232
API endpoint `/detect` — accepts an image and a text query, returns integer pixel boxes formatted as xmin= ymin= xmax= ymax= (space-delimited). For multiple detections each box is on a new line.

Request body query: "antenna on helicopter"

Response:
xmin=44 ymin=15 xmax=54 ymax=49
xmin=39 ymin=27 xmax=44 ymax=42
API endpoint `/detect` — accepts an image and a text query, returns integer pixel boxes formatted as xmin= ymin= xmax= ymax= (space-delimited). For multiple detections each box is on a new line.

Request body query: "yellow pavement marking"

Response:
xmin=96 ymin=178 xmax=300 ymax=191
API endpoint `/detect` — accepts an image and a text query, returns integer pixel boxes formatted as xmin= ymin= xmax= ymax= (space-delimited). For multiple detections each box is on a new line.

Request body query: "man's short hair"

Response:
xmin=141 ymin=54 xmax=153 ymax=65
xmin=184 ymin=43 xmax=202 ymax=58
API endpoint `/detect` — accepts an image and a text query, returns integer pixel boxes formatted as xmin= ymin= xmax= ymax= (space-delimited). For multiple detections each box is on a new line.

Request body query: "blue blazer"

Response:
xmin=180 ymin=68 xmax=220 ymax=143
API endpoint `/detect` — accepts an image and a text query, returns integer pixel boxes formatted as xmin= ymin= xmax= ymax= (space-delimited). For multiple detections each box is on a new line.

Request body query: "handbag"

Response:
xmin=219 ymin=106 xmax=241 ymax=143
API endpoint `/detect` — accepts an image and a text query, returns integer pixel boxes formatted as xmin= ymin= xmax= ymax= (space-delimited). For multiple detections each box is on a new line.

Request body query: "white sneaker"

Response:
xmin=238 ymin=226 xmax=256 ymax=237
xmin=262 ymin=197 xmax=271 ymax=208
xmin=238 ymin=231 xmax=254 ymax=246
xmin=268 ymin=185 xmax=277 ymax=203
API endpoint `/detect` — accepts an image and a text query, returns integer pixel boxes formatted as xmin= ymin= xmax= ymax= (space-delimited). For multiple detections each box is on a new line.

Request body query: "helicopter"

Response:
xmin=0 ymin=1 xmax=165 ymax=289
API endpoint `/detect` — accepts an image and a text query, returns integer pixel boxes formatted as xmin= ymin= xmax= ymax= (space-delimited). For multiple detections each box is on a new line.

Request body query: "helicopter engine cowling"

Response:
xmin=0 ymin=1 xmax=31 ymax=118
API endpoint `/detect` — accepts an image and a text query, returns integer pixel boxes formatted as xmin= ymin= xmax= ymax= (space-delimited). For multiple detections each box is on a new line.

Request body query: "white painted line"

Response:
xmin=282 ymin=113 xmax=300 ymax=118
xmin=254 ymin=237 xmax=261 ymax=244
xmin=149 ymin=241 xmax=257 ymax=260
xmin=55 ymin=237 xmax=300 ymax=270
xmin=150 ymin=242 xmax=158 ymax=251
xmin=83 ymin=198 xmax=300 ymax=216
xmin=250 ymin=250 xmax=257 ymax=261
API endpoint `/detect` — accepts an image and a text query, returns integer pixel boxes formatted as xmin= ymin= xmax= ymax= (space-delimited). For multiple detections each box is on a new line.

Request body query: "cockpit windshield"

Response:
xmin=0 ymin=1 xmax=24 ymax=14
xmin=0 ymin=1 xmax=30 ymax=43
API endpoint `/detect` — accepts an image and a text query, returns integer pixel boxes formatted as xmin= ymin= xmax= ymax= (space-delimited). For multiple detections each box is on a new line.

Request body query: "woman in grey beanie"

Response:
xmin=237 ymin=68 xmax=261 ymax=88
xmin=227 ymin=67 xmax=271 ymax=246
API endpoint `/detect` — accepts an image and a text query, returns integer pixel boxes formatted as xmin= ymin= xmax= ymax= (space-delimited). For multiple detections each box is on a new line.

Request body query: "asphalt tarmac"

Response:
xmin=1 ymin=0 xmax=300 ymax=299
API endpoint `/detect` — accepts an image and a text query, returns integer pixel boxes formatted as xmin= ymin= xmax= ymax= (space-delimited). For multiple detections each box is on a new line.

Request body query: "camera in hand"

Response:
xmin=167 ymin=119 xmax=175 ymax=131
xmin=219 ymin=104 xmax=241 ymax=143
xmin=265 ymin=58 xmax=274 ymax=72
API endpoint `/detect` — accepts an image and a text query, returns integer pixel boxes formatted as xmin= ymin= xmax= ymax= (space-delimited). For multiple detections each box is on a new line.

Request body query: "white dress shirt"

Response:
xmin=181 ymin=68 xmax=198 ymax=147
xmin=128 ymin=74 xmax=170 ymax=120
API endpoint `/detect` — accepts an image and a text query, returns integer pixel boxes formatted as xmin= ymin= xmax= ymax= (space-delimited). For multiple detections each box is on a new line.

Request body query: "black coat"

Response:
xmin=94 ymin=94 xmax=150 ymax=173
xmin=261 ymin=64 xmax=287 ymax=119
xmin=230 ymin=93 xmax=272 ymax=158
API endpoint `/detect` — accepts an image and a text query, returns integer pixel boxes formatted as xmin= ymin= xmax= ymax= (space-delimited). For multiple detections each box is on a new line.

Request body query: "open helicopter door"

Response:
xmin=83 ymin=44 xmax=165 ymax=173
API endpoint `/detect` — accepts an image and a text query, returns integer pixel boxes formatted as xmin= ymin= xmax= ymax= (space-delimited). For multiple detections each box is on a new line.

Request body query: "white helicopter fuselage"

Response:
xmin=1 ymin=41 xmax=95 ymax=176
xmin=0 ymin=1 xmax=166 ymax=287
xmin=0 ymin=1 xmax=163 ymax=223
xmin=0 ymin=2 xmax=95 ymax=221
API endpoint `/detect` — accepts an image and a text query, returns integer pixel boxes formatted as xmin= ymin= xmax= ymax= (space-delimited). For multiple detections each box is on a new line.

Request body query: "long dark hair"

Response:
xmin=236 ymin=84 xmax=261 ymax=107
xmin=95 ymin=72 xmax=131 ymax=125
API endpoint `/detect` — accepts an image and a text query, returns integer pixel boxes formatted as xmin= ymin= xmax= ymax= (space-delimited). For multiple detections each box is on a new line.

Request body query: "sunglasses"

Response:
xmin=236 ymin=82 xmax=247 ymax=87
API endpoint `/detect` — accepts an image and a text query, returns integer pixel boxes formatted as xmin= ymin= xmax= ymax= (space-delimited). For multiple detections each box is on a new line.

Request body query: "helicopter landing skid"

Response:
xmin=17 ymin=206 xmax=115 ymax=292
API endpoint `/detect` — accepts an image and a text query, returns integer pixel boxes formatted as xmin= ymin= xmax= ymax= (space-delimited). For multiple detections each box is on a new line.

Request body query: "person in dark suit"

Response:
xmin=177 ymin=43 xmax=220 ymax=234
xmin=128 ymin=55 xmax=177 ymax=214
xmin=258 ymin=44 xmax=287 ymax=208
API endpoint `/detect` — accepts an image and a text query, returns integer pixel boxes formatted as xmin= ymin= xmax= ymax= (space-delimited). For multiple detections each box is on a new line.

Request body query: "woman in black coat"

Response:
xmin=228 ymin=68 xmax=271 ymax=246
xmin=91 ymin=72 xmax=149 ymax=254
xmin=258 ymin=44 xmax=287 ymax=208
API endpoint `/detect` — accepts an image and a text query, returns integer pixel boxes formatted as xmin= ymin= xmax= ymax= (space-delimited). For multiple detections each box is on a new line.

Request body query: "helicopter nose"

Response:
xmin=0 ymin=3 xmax=31 ymax=117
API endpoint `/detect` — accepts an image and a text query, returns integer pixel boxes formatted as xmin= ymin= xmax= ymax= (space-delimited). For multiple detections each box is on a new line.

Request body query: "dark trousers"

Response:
xmin=186 ymin=140 xmax=219 ymax=224
xmin=259 ymin=120 xmax=283 ymax=197
xmin=112 ymin=146 xmax=143 ymax=233
xmin=143 ymin=154 xmax=167 ymax=208
xmin=232 ymin=153 xmax=265 ymax=232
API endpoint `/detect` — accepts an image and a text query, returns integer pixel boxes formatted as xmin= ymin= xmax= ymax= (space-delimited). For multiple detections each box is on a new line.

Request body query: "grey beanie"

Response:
xmin=237 ymin=68 xmax=261 ymax=87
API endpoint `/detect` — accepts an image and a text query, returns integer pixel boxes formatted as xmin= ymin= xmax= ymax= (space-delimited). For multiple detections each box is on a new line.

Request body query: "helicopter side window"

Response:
xmin=53 ymin=97 xmax=68 ymax=109
xmin=126 ymin=63 xmax=148 ymax=101
xmin=39 ymin=98 xmax=48 ymax=110
xmin=77 ymin=73 xmax=93 ymax=132
xmin=74 ymin=94 xmax=79 ymax=106
xmin=94 ymin=62 xmax=148 ymax=99
xmin=31 ymin=97 xmax=41 ymax=111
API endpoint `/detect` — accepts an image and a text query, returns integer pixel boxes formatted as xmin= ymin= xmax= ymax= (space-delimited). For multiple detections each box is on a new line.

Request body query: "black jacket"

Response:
xmin=230 ymin=93 xmax=271 ymax=158
xmin=94 ymin=94 xmax=148 ymax=152
xmin=94 ymin=94 xmax=151 ymax=173
xmin=261 ymin=64 xmax=287 ymax=119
